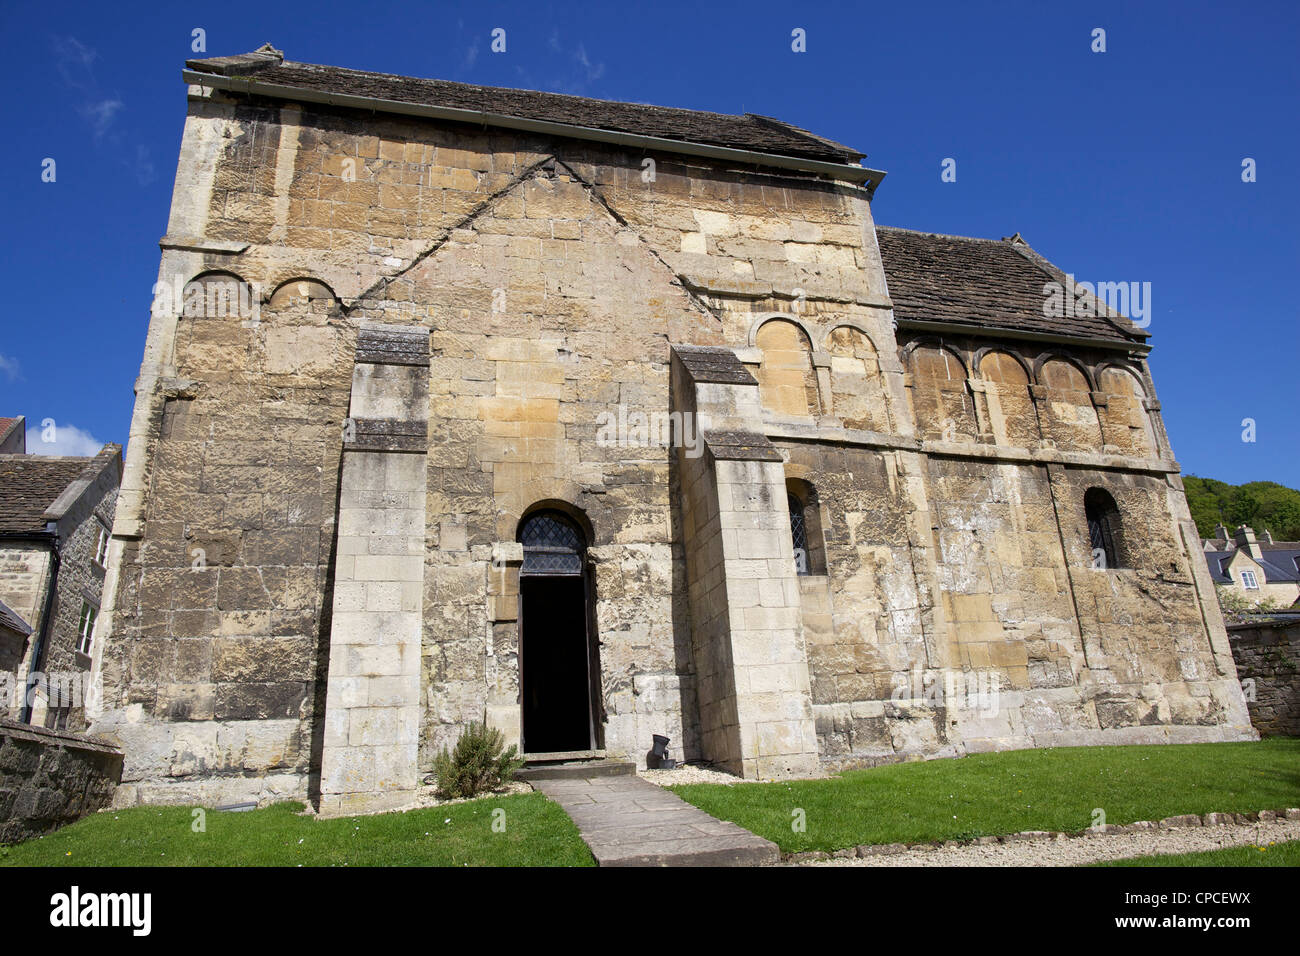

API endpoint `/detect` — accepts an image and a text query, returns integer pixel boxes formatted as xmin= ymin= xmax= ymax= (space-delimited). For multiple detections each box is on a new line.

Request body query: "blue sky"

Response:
xmin=0 ymin=0 xmax=1295 ymax=485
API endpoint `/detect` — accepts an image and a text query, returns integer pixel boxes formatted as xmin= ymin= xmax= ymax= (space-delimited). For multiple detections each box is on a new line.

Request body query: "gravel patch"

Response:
xmin=639 ymin=764 xmax=746 ymax=786
xmin=640 ymin=763 xmax=828 ymax=786
xmin=799 ymin=818 xmax=1300 ymax=867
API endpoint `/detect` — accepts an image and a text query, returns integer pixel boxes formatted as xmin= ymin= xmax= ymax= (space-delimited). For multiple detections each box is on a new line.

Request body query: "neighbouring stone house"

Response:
xmin=0 ymin=426 xmax=122 ymax=732
xmin=1202 ymin=524 xmax=1300 ymax=608
xmin=89 ymin=46 xmax=1255 ymax=814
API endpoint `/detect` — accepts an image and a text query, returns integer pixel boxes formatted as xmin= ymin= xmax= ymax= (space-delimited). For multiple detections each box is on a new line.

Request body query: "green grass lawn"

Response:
xmin=1098 ymin=840 xmax=1300 ymax=867
xmin=669 ymin=740 xmax=1300 ymax=854
xmin=0 ymin=793 xmax=593 ymax=867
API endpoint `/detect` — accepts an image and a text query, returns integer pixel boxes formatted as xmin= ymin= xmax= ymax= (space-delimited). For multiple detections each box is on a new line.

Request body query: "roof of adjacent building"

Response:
xmin=0 ymin=417 xmax=22 ymax=453
xmin=1259 ymin=550 xmax=1300 ymax=582
xmin=0 ymin=448 xmax=119 ymax=535
xmin=1203 ymin=547 xmax=1300 ymax=584
xmin=0 ymin=597 xmax=31 ymax=638
xmin=875 ymin=227 xmax=1150 ymax=345
xmin=185 ymin=47 xmax=865 ymax=166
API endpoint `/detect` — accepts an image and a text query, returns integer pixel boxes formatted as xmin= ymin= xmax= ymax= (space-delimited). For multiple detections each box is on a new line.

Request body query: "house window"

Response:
xmin=1084 ymin=487 xmax=1122 ymax=570
xmin=43 ymin=691 xmax=72 ymax=732
xmin=1241 ymin=570 xmax=1259 ymax=590
xmin=93 ymin=522 xmax=110 ymax=568
xmin=77 ymin=601 xmax=98 ymax=655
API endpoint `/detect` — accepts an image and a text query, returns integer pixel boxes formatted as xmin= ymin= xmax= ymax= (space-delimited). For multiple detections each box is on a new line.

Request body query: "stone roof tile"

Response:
xmin=0 ymin=456 xmax=98 ymax=534
xmin=185 ymin=52 xmax=864 ymax=165
xmin=877 ymin=227 xmax=1149 ymax=345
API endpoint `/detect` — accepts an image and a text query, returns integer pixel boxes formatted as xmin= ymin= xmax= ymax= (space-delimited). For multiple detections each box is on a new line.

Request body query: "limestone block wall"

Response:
xmin=732 ymin=312 xmax=1252 ymax=767
xmin=1228 ymin=620 xmax=1300 ymax=736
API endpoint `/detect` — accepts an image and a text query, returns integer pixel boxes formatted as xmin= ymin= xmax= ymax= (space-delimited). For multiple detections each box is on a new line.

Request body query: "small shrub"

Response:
xmin=432 ymin=722 xmax=525 ymax=799
xmin=1217 ymin=587 xmax=1281 ymax=623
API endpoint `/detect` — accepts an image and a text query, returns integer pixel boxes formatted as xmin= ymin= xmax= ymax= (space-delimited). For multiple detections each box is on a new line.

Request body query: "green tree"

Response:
xmin=1185 ymin=475 xmax=1300 ymax=541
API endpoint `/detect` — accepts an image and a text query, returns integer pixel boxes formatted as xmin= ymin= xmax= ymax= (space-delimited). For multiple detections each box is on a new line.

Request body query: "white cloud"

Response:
xmin=0 ymin=353 xmax=18 ymax=382
xmin=131 ymin=143 xmax=155 ymax=185
xmin=53 ymin=36 xmax=130 ymax=146
xmin=574 ymin=43 xmax=604 ymax=83
xmin=541 ymin=33 xmax=607 ymax=95
xmin=25 ymin=421 xmax=104 ymax=457
xmin=82 ymin=97 xmax=123 ymax=138
xmin=52 ymin=35 xmax=97 ymax=89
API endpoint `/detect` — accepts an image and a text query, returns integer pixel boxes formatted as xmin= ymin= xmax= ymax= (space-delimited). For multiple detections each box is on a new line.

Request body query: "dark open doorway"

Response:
xmin=518 ymin=510 xmax=600 ymax=754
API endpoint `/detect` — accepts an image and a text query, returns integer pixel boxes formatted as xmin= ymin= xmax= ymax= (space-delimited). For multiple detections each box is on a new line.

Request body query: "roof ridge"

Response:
xmin=875 ymin=224 xmax=1011 ymax=243
xmin=0 ymin=454 xmax=98 ymax=462
xmin=185 ymin=48 xmax=865 ymax=165
xmin=281 ymin=59 xmax=759 ymax=121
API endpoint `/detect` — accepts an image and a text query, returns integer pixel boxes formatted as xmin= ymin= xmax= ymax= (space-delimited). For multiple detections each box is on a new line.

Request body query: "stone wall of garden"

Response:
xmin=1228 ymin=619 xmax=1300 ymax=737
xmin=0 ymin=718 xmax=122 ymax=844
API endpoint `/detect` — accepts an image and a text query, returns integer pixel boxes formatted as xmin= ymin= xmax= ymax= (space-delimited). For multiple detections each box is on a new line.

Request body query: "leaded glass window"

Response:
xmin=789 ymin=494 xmax=810 ymax=575
xmin=520 ymin=511 xmax=586 ymax=576
xmin=1085 ymin=488 xmax=1121 ymax=570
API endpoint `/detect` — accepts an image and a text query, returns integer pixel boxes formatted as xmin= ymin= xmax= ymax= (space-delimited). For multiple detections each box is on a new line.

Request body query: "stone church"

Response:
xmin=88 ymin=46 xmax=1254 ymax=813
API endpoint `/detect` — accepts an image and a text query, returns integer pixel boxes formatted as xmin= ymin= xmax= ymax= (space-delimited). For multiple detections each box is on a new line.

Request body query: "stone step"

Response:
xmin=516 ymin=759 xmax=637 ymax=781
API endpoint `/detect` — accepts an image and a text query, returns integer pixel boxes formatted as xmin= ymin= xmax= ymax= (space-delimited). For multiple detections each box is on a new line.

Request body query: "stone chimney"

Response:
xmin=1232 ymin=525 xmax=1263 ymax=560
xmin=1214 ymin=523 xmax=1233 ymax=548
xmin=1260 ymin=529 xmax=1274 ymax=545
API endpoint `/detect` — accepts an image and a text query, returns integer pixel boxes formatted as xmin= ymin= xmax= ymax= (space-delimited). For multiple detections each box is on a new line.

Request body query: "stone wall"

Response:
xmin=0 ymin=545 xmax=49 ymax=719
xmin=1228 ymin=620 xmax=1300 ymax=737
xmin=0 ymin=719 xmax=122 ymax=844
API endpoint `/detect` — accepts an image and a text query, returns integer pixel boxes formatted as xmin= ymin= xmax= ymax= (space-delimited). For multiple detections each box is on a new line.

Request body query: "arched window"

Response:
xmin=786 ymin=480 xmax=826 ymax=575
xmin=518 ymin=510 xmax=586 ymax=576
xmin=1084 ymin=488 xmax=1122 ymax=570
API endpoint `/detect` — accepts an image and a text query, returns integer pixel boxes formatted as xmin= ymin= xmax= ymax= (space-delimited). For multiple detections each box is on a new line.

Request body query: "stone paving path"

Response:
xmin=532 ymin=773 xmax=779 ymax=866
